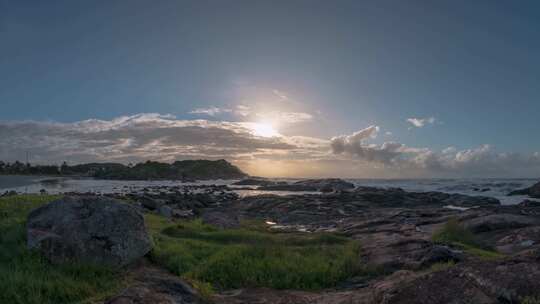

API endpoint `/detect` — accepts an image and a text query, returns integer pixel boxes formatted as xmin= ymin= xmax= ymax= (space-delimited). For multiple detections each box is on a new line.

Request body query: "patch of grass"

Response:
xmin=0 ymin=195 xmax=124 ymax=304
xmin=429 ymin=260 xmax=455 ymax=272
xmin=432 ymin=218 xmax=504 ymax=260
xmin=148 ymin=215 xmax=365 ymax=291
xmin=522 ymin=296 xmax=540 ymax=304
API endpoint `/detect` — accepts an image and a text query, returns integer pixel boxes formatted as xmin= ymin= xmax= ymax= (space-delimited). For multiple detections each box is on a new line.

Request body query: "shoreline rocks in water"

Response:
xmin=508 ymin=181 xmax=540 ymax=198
xmin=26 ymin=196 xmax=152 ymax=267
xmin=257 ymin=178 xmax=356 ymax=192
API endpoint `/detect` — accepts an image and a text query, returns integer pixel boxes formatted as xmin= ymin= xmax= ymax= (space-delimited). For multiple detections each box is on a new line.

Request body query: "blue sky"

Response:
xmin=1 ymin=0 xmax=539 ymax=177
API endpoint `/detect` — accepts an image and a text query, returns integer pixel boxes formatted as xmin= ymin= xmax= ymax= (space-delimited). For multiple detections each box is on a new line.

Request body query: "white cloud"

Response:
xmin=235 ymin=105 xmax=251 ymax=117
xmin=189 ymin=107 xmax=232 ymax=116
xmin=330 ymin=126 xmax=410 ymax=164
xmin=2 ymin=114 xmax=539 ymax=178
xmin=256 ymin=111 xmax=313 ymax=124
xmin=407 ymin=117 xmax=436 ymax=128
xmin=0 ymin=114 xmax=304 ymax=164
xmin=272 ymin=89 xmax=289 ymax=101
xmin=331 ymin=127 xmax=540 ymax=177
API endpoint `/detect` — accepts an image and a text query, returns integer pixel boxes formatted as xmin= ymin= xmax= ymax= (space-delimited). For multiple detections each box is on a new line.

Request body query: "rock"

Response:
xmin=384 ymin=258 xmax=540 ymax=304
xmin=106 ymin=260 xmax=201 ymax=304
xmin=2 ymin=190 xmax=18 ymax=197
xmin=140 ymin=196 xmax=166 ymax=210
xmin=463 ymin=214 xmax=540 ymax=233
xmin=232 ymin=178 xmax=277 ymax=187
xmin=173 ymin=209 xmax=195 ymax=218
xmin=27 ymin=196 xmax=152 ymax=267
xmin=159 ymin=205 xmax=173 ymax=218
xmin=201 ymin=210 xmax=240 ymax=229
xmin=419 ymin=245 xmax=463 ymax=268
xmin=519 ymin=199 xmax=540 ymax=207
xmin=258 ymin=178 xmax=355 ymax=192
xmin=509 ymin=181 xmax=540 ymax=198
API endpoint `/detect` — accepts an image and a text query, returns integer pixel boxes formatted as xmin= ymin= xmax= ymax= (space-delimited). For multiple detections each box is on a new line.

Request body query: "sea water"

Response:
xmin=0 ymin=176 xmax=537 ymax=205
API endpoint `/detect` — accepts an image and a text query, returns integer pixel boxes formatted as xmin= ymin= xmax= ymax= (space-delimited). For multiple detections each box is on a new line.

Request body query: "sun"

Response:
xmin=251 ymin=122 xmax=279 ymax=138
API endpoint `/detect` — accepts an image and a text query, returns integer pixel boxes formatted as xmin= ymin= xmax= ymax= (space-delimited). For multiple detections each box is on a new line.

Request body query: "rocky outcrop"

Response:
xmin=508 ymin=181 xmax=540 ymax=198
xmin=106 ymin=259 xmax=202 ymax=304
xmin=233 ymin=189 xmax=499 ymax=226
xmin=27 ymin=196 xmax=152 ymax=267
xmin=462 ymin=214 xmax=540 ymax=233
xmin=382 ymin=258 xmax=540 ymax=304
xmin=258 ymin=178 xmax=355 ymax=192
xmin=232 ymin=178 xmax=282 ymax=187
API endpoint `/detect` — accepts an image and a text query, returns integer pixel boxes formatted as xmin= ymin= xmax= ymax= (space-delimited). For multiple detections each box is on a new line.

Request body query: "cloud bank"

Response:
xmin=1 ymin=114 xmax=539 ymax=178
xmin=0 ymin=114 xmax=305 ymax=164
xmin=331 ymin=126 xmax=540 ymax=177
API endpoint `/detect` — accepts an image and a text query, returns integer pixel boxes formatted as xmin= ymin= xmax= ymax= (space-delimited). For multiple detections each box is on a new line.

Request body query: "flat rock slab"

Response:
xmin=214 ymin=288 xmax=370 ymax=304
xmin=106 ymin=260 xmax=201 ymax=304
xmin=27 ymin=196 xmax=152 ymax=267
xmin=384 ymin=258 xmax=540 ymax=304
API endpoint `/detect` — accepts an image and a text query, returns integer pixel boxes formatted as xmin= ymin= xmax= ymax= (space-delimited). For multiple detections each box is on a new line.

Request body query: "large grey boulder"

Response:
xmin=27 ymin=196 xmax=152 ymax=267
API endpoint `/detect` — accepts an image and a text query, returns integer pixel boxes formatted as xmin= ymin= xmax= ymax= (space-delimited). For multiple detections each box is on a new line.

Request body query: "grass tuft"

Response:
xmin=522 ymin=296 xmax=540 ymax=304
xmin=429 ymin=260 xmax=455 ymax=272
xmin=148 ymin=215 xmax=366 ymax=290
xmin=432 ymin=218 xmax=504 ymax=260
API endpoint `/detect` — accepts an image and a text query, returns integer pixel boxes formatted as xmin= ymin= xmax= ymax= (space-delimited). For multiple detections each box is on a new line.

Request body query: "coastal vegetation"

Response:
xmin=0 ymin=159 xmax=246 ymax=180
xmin=0 ymin=194 xmax=366 ymax=303
xmin=0 ymin=195 xmax=124 ymax=304
xmin=147 ymin=215 xmax=364 ymax=291
xmin=432 ymin=218 xmax=503 ymax=260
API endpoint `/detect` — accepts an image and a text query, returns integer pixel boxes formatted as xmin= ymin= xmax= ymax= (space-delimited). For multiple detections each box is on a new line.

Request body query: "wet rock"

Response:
xmin=27 ymin=196 xmax=152 ymax=267
xmin=232 ymin=178 xmax=278 ymax=187
xmin=519 ymin=199 xmax=540 ymax=207
xmin=258 ymin=178 xmax=355 ymax=192
xmin=508 ymin=181 xmax=540 ymax=198
xmin=202 ymin=210 xmax=240 ymax=229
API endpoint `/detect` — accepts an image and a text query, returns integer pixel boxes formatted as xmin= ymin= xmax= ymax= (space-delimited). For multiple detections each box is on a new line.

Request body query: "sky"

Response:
xmin=1 ymin=0 xmax=540 ymax=178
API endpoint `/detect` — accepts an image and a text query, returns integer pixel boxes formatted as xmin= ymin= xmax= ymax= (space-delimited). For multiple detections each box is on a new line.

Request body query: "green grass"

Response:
xmin=0 ymin=195 xmax=124 ymax=304
xmin=522 ymin=296 xmax=540 ymax=304
xmin=147 ymin=215 xmax=365 ymax=291
xmin=432 ymin=218 xmax=504 ymax=260
xmin=429 ymin=260 xmax=455 ymax=272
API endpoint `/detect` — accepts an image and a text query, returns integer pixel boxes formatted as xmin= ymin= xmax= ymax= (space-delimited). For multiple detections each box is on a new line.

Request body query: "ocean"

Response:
xmin=0 ymin=175 xmax=537 ymax=205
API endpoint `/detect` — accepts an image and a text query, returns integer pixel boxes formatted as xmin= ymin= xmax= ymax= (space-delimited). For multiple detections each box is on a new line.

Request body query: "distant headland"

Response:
xmin=0 ymin=159 xmax=247 ymax=181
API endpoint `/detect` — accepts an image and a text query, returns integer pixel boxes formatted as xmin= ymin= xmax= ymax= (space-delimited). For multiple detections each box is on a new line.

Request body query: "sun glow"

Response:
xmin=251 ymin=122 xmax=279 ymax=138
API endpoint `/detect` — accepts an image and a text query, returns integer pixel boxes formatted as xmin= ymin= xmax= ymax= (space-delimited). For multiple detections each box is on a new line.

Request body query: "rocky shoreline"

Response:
xmin=18 ymin=178 xmax=540 ymax=303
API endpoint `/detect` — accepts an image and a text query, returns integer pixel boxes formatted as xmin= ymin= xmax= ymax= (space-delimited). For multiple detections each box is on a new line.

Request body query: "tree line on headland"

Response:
xmin=0 ymin=159 xmax=247 ymax=180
